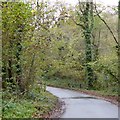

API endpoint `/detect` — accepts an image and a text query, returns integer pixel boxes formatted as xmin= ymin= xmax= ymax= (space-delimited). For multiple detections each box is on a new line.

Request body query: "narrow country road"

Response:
xmin=46 ymin=86 xmax=118 ymax=118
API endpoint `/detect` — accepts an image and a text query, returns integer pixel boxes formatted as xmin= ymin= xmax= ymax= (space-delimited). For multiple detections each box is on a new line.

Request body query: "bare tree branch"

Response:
xmin=78 ymin=0 xmax=84 ymax=15
xmin=94 ymin=4 xmax=119 ymax=45
xmin=55 ymin=13 xmax=85 ymax=29
xmin=94 ymin=9 xmax=104 ymax=17
xmin=68 ymin=16 xmax=85 ymax=29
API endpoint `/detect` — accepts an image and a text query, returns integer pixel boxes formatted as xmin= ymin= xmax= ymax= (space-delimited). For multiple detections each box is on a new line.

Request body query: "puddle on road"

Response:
xmin=61 ymin=96 xmax=97 ymax=99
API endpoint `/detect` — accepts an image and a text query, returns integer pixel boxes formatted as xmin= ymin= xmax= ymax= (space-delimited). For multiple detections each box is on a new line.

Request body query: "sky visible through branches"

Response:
xmin=48 ymin=0 xmax=118 ymax=6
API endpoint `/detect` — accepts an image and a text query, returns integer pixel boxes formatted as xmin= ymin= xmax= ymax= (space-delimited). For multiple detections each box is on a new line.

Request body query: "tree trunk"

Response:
xmin=8 ymin=59 xmax=13 ymax=83
xmin=83 ymin=2 xmax=94 ymax=89
xmin=27 ymin=53 xmax=36 ymax=91
xmin=7 ymin=41 xmax=14 ymax=85
xmin=118 ymin=0 xmax=120 ymax=95
xmin=16 ymin=42 xmax=23 ymax=92
xmin=93 ymin=29 xmax=101 ymax=61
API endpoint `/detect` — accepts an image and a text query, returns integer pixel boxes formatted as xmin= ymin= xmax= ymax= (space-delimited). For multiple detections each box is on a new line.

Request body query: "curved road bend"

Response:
xmin=46 ymin=86 xmax=118 ymax=118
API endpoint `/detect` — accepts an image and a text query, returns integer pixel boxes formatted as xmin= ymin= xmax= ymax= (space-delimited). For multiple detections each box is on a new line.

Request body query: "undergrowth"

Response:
xmin=2 ymin=84 xmax=57 ymax=118
xmin=43 ymin=77 xmax=118 ymax=97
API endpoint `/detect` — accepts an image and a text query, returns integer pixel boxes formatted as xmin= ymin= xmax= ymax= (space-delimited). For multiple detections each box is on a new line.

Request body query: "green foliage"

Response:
xmin=3 ymin=99 xmax=36 ymax=118
xmin=2 ymin=2 xmax=33 ymax=91
xmin=44 ymin=77 xmax=81 ymax=89
xmin=2 ymin=0 xmax=119 ymax=118
xmin=88 ymin=55 xmax=118 ymax=92
xmin=2 ymin=85 xmax=57 ymax=118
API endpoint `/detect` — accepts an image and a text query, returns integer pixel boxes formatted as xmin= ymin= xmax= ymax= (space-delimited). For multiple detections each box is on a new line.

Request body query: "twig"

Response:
xmin=94 ymin=4 xmax=119 ymax=45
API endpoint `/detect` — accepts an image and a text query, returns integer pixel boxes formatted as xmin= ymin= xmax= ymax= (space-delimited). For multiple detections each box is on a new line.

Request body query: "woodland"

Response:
xmin=1 ymin=0 xmax=120 ymax=118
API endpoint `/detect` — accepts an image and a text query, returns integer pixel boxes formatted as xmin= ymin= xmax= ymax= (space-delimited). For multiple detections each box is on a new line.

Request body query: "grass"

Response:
xmin=43 ymin=77 xmax=118 ymax=97
xmin=2 ymin=85 xmax=57 ymax=118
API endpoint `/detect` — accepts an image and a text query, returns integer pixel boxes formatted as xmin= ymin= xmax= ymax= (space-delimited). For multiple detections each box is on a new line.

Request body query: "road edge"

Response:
xmin=41 ymin=99 xmax=66 ymax=118
xmin=47 ymin=85 xmax=118 ymax=106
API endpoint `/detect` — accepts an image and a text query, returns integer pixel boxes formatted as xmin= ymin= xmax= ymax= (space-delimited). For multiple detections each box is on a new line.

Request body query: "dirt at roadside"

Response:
xmin=40 ymin=85 xmax=118 ymax=118
xmin=47 ymin=84 xmax=119 ymax=106
xmin=41 ymin=99 xmax=65 ymax=118
xmin=76 ymin=89 xmax=119 ymax=106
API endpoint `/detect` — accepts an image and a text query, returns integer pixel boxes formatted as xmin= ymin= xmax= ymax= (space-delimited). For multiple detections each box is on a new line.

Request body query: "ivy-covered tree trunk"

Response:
xmin=118 ymin=0 xmax=120 ymax=95
xmin=92 ymin=29 xmax=101 ymax=61
xmin=83 ymin=2 xmax=94 ymax=89
xmin=16 ymin=41 xmax=23 ymax=92
xmin=2 ymin=2 xmax=32 ymax=92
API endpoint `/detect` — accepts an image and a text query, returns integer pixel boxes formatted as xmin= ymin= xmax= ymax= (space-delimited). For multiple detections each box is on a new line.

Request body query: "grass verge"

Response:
xmin=2 ymin=85 xmax=58 ymax=118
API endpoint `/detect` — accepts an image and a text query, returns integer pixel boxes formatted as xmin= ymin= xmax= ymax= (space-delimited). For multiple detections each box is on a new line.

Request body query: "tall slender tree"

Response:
xmin=118 ymin=0 xmax=120 ymax=95
xmin=77 ymin=1 xmax=94 ymax=89
xmin=84 ymin=2 xmax=94 ymax=89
